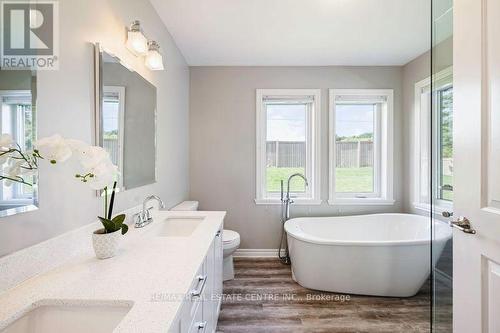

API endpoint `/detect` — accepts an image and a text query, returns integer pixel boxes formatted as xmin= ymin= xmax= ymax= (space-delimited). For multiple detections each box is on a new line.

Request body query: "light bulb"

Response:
xmin=145 ymin=41 xmax=164 ymax=70
xmin=126 ymin=21 xmax=148 ymax=56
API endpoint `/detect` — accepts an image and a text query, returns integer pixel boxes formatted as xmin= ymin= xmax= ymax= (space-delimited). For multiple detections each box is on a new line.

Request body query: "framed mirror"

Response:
xmin=94 ymin=44 xmax=157 ymax=191
xmin=0 ymin=69 xmax=38 ymax=217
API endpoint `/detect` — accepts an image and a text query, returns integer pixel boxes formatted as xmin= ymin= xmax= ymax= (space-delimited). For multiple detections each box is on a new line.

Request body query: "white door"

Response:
xmin=454 ymin=0 xmax=500 ymax=332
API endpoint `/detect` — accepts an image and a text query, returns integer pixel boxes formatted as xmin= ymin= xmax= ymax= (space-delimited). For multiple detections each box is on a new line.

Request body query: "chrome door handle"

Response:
xmin=190 ymin=275 xmax=208 ymax=297
xmin=449 ymin=217 xmax=476 ymax=234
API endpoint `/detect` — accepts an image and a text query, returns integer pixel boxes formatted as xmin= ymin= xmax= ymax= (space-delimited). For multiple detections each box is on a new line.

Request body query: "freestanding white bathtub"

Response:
xmin=285 ymin=213 xmax=452 ymax=297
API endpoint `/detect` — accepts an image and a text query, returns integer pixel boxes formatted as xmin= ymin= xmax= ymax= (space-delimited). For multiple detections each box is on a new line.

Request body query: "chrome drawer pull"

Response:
xmin=196 ymin=321 xmax=207 ymax=333
xmin=190 ymin=275 xmax=207 ymax=297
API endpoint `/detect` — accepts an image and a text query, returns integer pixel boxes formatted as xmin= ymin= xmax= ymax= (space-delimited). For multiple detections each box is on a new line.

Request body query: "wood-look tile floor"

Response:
xmin=216 ymin=258 xmax=435 ymax=333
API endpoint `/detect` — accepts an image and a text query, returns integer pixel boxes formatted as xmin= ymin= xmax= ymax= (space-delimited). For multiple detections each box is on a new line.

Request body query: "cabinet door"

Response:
xmin=172 ymin=263 xmax=205 ymax=333
xmin=202 ymin=239 xmax=215 ymax=331
xmin=214 ymin=229 xmax=223 ymax=312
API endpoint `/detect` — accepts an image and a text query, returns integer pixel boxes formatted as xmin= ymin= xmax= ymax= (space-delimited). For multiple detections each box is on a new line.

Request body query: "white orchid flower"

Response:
xmin=75 ymin=145 xmax=110 ymax=170
xmin=0 ymin=134 xmax=13 ymax=152
xmin=65 ymin=139 xmax=88 ymax=154
xmin=66 ymin=139 xmax=118 ymax=190
xmin=2 ymin=159 xmax=26 ymax=187
xmin=82 ymin=158 xmax=118 ymax=190
xmin=35 ymin=134 xmax=73 ymax=164
xmin=0 ymin=133 xmax=119 ymax=192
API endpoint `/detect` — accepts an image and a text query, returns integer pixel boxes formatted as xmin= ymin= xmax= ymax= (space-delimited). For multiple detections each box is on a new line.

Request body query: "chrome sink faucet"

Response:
xmin=134 ymin=195 xmax=165 ymax=228
xmin=281 ymin=173 xmax=309 ymax=221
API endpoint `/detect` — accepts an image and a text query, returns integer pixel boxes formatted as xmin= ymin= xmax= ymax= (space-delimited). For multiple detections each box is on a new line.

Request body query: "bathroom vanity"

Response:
xmin=0 ymin=210 xmax=225 ymax=333
xmin=169 ymin=223 xmax=223 ymax=333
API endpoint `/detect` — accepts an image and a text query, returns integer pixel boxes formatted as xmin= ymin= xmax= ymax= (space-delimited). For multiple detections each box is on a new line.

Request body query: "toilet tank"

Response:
xmin=170 ymin=201 xmax=199 ymax=211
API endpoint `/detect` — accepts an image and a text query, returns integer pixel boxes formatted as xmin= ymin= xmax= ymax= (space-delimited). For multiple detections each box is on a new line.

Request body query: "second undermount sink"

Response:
xmin=155 ymin=217 xmax=204 ymax=237
xmin=1 ymin=302 xmax=132 ymax=333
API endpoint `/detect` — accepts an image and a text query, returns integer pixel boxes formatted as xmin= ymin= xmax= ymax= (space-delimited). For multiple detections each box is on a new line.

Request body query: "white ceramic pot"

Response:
xmin=92 ymin=228 xmax=121 ymax=259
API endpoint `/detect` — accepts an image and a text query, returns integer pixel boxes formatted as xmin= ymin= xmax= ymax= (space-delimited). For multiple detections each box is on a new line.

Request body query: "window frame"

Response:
xmin=328 ymin=89 xmax=394 ymax=205
xmin=102 ymin=85 xmax=126 ymax=190
xmin=255 ymin=89 xmax=321 ymax=205
xmin=413 ymin=66 xmax=453 ymax=213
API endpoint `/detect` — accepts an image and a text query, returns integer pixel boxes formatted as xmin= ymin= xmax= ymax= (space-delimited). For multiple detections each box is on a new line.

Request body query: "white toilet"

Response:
xmin=221 ymin=229 xmax=240 ymax=281
xmin=170 ymin=201 xmax=240 ymax=281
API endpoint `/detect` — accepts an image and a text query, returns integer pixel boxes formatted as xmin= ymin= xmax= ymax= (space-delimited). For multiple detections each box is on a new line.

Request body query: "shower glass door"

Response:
xmin=431 ymin=0 xmax=453 ymax=331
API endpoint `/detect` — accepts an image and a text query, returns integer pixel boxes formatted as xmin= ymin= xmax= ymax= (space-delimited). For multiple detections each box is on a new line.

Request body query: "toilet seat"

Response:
xmin=223 ymin=230 xmax=240 ymax=247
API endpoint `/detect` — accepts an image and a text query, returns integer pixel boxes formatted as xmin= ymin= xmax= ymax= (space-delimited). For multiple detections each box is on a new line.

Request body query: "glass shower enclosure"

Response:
xmin=431 ymin=0 xmax=453 ymax=331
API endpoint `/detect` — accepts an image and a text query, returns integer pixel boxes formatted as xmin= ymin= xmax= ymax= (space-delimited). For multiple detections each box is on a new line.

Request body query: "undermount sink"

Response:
xmin=2 ymin=303 xmax=132 ymax=333
xmin=155 ymin=217 xmax=204 ymax=237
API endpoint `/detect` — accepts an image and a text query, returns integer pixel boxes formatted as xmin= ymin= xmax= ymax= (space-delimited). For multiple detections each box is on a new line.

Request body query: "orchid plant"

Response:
xmin=0 ymin=134 xmax=41 ymax=186
xmin=0 ymin=133 xmax=128 ymax=235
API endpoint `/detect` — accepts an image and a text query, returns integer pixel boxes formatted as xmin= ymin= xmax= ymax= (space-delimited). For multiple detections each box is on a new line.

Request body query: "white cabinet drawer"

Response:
xmin=189 ymin=321 xmax=208 ymax=333
xmin=189 ymin=275 xmax=207 ymax=317
xmin=172 ymin=226 xmax=224 ymax=333
xmin=188 ymin=275 xmax=205 ymax=333
xmin=202 ymin=239 xmax=215 ymax=331
xmin=187 ymin=295 xmax=204 ymax=333
xmin=177 ymin=263 xmax=207 ymax=332
xmin=188 ymin=309 xmax=206 ymax=333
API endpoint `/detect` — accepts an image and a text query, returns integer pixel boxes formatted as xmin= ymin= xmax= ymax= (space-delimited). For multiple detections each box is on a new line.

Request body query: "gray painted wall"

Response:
xmin=190 ymin=66 xmax=404 ymax=249
xmin=0 ymin=0 xmax=190 ymax=257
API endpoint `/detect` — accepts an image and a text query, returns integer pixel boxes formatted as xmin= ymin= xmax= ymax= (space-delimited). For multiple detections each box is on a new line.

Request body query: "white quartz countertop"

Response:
xmin=0 ymin=210 xmax=225 ymax=333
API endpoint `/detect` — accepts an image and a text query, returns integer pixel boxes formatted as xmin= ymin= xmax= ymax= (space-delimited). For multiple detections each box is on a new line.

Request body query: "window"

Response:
xmin=102 ymin=86 xmax=125 ymax=189
xmin=329 ymin=89 xmax=394 ymax=205
xmin=414 ymin=67 xmax=453 ymax=211
xmin=437 ymin=86 xmax=453 ymax=202
xmin=255 ymin=89 xmax=321 ymax=204
xmin=0 ymin=90 xmax=35 ymax=203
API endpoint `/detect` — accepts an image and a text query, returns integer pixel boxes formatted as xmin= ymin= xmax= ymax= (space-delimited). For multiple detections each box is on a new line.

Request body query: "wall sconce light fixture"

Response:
xmin=145 ymin=40 xmax=165 ymax=71
xmin=125 ymin=21 xmax=148 ymax=56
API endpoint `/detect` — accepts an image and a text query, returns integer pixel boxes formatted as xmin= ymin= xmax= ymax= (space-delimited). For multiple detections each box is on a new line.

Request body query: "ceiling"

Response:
xmin=149 ymin=0 xmax=431 ymax=66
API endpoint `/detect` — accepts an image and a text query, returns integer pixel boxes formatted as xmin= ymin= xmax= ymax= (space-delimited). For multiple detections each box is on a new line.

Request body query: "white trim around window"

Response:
xmin=255 ymin=89 xmax=321 ymax=205
xmin=413 ymin=66 xmax=453 ymax=213
xmin=328 ymin=89 xmax=395 ymax=205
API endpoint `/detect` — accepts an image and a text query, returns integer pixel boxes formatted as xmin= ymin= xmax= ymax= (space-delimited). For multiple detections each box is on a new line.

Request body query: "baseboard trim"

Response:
xmin=234 ymin=249 xmax=279 ymax=258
